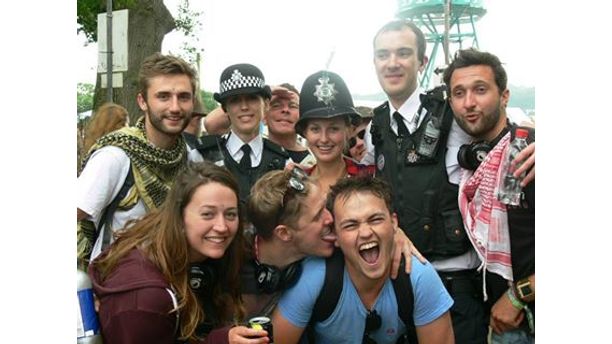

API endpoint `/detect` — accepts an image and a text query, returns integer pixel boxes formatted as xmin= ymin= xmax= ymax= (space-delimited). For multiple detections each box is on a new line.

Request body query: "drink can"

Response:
xmin=249 ymin=316 xmax=274 ymax=343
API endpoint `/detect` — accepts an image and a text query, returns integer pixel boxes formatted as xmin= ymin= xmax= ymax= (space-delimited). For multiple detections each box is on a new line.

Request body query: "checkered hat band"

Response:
xmin=220 ymin=76 xmax=265 ymax=93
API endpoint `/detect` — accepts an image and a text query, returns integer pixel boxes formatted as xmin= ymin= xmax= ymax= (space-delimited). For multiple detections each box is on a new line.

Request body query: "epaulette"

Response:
xmin=195 ymin=134 xmax=222 ymax=151
xmin=370 ymin=102 xmax=388 ymax=147
xmin=263 ymin=139 xmax=290 ymax=159
xmin=372 ymin=101 xmax=389 ymax=118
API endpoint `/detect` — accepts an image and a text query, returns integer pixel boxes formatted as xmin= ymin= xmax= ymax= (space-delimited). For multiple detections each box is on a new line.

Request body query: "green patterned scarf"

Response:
xmin=78 ymin=117 xmax=187 ymax=266
xmin=81 ymin=116 xmax=188 ymax=209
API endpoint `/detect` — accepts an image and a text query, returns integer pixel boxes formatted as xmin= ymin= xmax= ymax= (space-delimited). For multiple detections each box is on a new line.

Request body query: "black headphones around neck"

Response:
xmin=457 ymin=126 xmax=510 ymax=171
xmin=254 ymin=259 xmax=302 ymax=294
xmin=189 ymin=261 xmax=218 ymax=295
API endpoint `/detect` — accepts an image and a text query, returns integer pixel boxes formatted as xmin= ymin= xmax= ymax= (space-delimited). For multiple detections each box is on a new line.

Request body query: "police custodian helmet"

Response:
xmin=213 ymin=63 xmax=272 ymax=104
xmin=295 ymin=70 xmax=358 ymax=136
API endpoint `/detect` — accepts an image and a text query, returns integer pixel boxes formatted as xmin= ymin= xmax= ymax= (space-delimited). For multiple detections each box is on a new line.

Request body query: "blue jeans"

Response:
xmin=489 ymin=328 xmax=535 ymax=344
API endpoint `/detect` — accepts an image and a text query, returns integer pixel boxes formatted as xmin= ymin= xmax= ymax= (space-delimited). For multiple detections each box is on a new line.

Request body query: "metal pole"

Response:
xmin=106 ymin=0 xmax=113 ymax=102
xmin=443 ymin=0 xmax=451 ymax=65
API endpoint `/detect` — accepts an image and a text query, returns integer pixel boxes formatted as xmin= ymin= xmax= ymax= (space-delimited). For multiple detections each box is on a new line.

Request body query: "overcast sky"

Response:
xmin=76 ymin=0 xmax=537 ymax=99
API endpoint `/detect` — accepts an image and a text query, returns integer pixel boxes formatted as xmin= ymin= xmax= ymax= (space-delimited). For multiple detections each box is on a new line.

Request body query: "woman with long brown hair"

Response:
xmin=88 ymin=161 xmax=245 ymax=343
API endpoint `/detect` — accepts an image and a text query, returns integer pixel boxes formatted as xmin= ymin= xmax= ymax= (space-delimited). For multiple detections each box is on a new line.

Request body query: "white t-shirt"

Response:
xmin=78 ymin=145 xmax=202 ymax=260
xmin=78 ymin=146 xmax=147 ymax=260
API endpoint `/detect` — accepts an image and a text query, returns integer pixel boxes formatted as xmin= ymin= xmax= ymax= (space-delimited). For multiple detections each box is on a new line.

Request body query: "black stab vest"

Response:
xmin=370 ymin=98 xmax=471 ymax=261
xmin=195 ymin=135 xmax=288 ymax=208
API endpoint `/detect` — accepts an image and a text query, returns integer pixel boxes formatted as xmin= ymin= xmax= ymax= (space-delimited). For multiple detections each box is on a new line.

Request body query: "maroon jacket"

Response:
xmin=89 ymin=249 xmax=232 ymax=343
xmin=89 ymin=248 xmax=179 ymax=343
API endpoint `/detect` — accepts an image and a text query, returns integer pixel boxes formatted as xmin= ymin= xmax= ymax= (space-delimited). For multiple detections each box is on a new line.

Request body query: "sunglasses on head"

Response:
xmin=362 ymin=309 xmax=382 ymax=344
xmin=276 ymin=166 xmax=308 ymax=224
xmin=349 ymin=129 xmax=366 ymax=148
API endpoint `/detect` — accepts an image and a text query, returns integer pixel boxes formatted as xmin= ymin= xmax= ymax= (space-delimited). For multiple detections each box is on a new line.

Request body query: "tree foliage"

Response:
xmin=171 ymin=0 xmax=204 ymax=66
xmin=77 ymin=83 xmax=95 ymax=114
xmin=200 ymin=90 xmax=219 ymax=113
xmin=77 ymin=0 xmax=204 ymax=124
xmin=77 ymin=0 xmax=135 ymax=42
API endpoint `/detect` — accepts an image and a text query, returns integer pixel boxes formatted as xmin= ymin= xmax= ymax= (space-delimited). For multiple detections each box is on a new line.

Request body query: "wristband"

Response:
xmin=506 ymin=288 xmax=525 ymax=310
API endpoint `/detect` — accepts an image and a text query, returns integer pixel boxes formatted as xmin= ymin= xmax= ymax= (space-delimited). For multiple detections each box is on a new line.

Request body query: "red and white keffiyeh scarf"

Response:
xmin=458 ymin=133 xmax=514 ymax=299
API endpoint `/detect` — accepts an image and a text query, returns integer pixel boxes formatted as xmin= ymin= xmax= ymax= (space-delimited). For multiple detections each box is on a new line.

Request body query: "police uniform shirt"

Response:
xmin=360 ymin=85 xmax=480 ymax=272
xmin=361 ymin=87 xmax=424 ymax=166
xmin=226 ymin=130 xmax=264 ymax=167
xmin=389 ymin=88 xmax=425 ymax=136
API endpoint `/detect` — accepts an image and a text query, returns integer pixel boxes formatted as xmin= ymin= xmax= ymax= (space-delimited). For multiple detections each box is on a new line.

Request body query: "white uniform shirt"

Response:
xmin=225 ymin=131 xmax=264 ymax=167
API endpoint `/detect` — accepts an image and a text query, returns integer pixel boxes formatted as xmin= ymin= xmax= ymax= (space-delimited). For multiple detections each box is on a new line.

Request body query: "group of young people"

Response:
xmin=77 ymin=18 xmax=535 ymax=344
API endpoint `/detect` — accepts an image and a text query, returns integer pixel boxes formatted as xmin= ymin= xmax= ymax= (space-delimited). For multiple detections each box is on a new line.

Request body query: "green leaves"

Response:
xmin=77 ymin=83 xmax=95 ymax=115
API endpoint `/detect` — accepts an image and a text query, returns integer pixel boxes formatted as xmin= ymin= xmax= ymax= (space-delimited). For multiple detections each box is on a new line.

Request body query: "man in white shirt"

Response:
xmin=77 ymin=53 xmax=201 ymax=264
xmin=361 ymin=19 xmax=487 ymax=343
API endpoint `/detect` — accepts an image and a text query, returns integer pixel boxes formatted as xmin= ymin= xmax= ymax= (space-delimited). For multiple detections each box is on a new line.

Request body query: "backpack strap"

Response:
xmin=311 ymin=249 xmax=344 ymax=321
xmin=306 ymin=249 xmax=344 ymax=343
xmin=98 ymin=166 xmax=134 ymax=252
xmin=391 ymin=260 xmax=417 ymax=343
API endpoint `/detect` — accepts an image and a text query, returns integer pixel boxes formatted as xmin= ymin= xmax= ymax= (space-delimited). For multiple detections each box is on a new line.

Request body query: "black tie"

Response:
xmin=393 ymin=111 xmax=410 ymax=137
xmin=239 ymin=144 xmax=252 ymax=169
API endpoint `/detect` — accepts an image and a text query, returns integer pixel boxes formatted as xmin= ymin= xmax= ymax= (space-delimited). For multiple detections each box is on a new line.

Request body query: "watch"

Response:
xmin=515 ymin=278 xmax=534 ymax=303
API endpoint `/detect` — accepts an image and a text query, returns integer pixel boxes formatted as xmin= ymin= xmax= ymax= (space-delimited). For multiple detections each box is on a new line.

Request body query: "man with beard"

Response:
xmin=77 ymin=53 xmax=200 ymax=264
xmin=360 ymin=20 xmax=535 ymax=343
xmin=444 ymin=48 xmax=535 ymax=344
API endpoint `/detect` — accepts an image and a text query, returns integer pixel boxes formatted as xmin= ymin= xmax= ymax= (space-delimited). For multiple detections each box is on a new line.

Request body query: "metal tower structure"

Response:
xmin=397 ymin=0 xmax=487 ymax=89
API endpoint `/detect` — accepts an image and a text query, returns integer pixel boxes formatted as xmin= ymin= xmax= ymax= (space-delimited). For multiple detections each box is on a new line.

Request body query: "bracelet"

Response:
xmin=506 ymin=288 xmax=525 ymax=310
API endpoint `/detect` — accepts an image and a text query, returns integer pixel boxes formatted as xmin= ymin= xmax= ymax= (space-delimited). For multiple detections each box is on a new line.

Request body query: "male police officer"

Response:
xmin=194 ymin=64 xmax=289 ymax=207
xmin=361 ymin=20 xmax=487 ymax=343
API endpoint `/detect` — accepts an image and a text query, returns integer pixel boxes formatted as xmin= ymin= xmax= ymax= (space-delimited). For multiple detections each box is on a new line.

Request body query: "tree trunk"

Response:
xmin=92 ymin=0 xmax=176 ymax=124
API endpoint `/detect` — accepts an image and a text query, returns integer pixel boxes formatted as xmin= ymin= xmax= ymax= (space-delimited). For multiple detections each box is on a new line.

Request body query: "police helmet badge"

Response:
xmin=313 ymin=75 xmax=338 ymax=106
xmin=231 ymin=69 xmax=244 ymax=82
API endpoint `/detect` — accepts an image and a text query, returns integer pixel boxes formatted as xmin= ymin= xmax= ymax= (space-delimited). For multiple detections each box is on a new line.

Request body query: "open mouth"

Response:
xmin=359 ymin=242 xmax=380 ymax=265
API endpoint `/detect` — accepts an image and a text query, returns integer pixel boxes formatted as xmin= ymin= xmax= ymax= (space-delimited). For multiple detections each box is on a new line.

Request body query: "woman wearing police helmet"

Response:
xmin=294 ymin=70 xmax=375 ymax=193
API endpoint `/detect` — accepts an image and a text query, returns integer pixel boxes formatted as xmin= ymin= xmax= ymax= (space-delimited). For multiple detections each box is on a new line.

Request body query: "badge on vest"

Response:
xmin=406 ymin=149 xmax=419 ymax=164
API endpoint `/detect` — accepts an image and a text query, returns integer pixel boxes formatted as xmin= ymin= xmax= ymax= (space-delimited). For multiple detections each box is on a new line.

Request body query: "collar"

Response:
xmin=227 ymin=130 xmax=264 ymax=162
xmin=388 ymin=87 xmax=424 ymax=129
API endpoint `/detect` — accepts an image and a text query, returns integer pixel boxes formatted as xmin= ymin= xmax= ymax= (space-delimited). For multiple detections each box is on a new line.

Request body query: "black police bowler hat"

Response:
xmin=295 ymin=70 xmax=358 ymax=136
xmin=213 ymin=63 xmax=272 ymax=103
